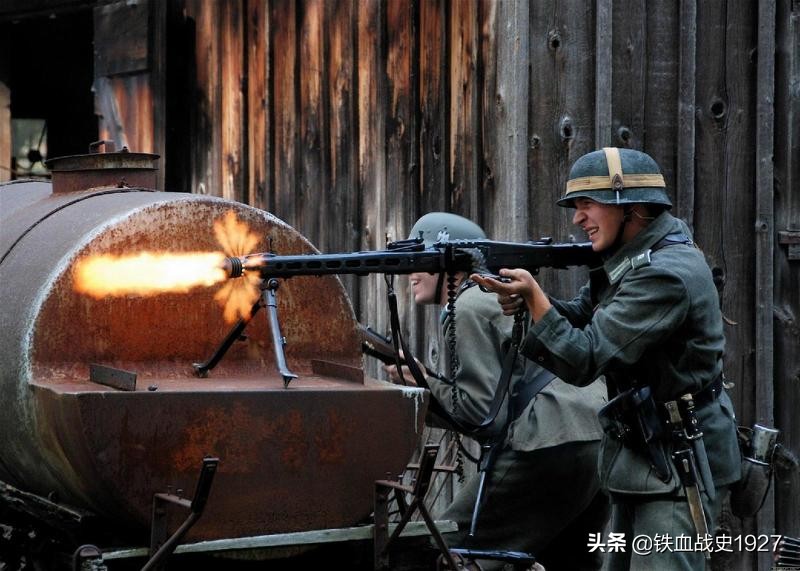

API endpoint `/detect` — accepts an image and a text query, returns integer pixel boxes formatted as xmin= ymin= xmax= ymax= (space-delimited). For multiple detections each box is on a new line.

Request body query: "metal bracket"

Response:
xmin=142 ymin=457 xmax=219 ymax=571
xmin=89 ymin=363 xmax=137 ymax=391
xmin=778 ymin=230 xmax=800 ymax=261
xmin=373 ymin=444 xmax=459 ymax=571
xmin=72 ymin=544 xmax=107 ymax=571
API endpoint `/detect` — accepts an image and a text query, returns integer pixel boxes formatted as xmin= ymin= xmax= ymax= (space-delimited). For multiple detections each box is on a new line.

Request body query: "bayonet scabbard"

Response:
xmin=673 ymin=447 xmax=711 ymax=559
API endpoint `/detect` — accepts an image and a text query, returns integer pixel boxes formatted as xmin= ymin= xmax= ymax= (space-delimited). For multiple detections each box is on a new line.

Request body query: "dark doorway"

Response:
xmin=1 ymin=7 xmax=98 ymax=176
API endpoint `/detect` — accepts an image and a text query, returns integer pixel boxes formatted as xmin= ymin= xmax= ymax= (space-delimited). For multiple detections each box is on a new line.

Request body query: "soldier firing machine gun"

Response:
xmin=193 ymin=235 xmax=599 ymax=386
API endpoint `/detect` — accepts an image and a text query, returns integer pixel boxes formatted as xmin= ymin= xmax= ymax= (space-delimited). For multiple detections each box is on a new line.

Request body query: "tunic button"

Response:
xmin=537 ymin=355 xmax=544 ymax=362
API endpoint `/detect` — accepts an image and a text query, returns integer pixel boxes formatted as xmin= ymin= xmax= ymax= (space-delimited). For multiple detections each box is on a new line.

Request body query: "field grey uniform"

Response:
xmin=519 ymin=211 xmax=741 ymax=570
xmin=427 ymin=283 xmax=609 ymax=571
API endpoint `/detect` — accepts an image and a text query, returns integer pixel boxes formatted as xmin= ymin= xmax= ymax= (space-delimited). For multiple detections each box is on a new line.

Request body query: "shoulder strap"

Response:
xmin=475 ymin=310 xmax=525 ymax=430
xmin=387 ymin=284 xmax=477 ymax=434
xmin=509 ymin=366 xmax=557 ymax=422
xmin=652 ymin=232 xmax=693 ymax=252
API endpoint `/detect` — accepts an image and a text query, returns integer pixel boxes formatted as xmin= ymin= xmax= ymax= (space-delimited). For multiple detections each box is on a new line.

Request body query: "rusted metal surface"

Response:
xmin=0 ymin=178 xmax=427 ymax=543
xmin=44 ymin=148 xmax=159 ymax=193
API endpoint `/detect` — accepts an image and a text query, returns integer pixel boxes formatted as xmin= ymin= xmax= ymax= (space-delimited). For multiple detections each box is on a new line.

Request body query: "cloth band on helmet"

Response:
xmin=604 ymin=147 xmax=624 ymax=190
xmin=565 ymin=173 xmax=666 ymax=194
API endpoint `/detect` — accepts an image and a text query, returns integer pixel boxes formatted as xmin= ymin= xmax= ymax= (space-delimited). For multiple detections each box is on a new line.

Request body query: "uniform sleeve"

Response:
xmin=428 ymin=296 xmax=510 ymax=428
xmin=520 ymin=265 xmax=690 ymax=386
xmin=549 ymin=283 xmax=593 ymax=328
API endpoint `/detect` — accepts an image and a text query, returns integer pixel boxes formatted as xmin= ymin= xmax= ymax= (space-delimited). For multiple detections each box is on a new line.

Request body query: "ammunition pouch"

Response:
xmin=729 ymin=424 xmax=779 ymax=518
xmin=598 ymin=378 xmax=724 ymax=494
xmin=598 ymin=385 xmax=672 ymax=484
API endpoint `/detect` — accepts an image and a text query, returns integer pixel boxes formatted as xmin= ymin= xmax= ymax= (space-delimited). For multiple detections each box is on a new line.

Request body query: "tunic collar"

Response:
xmin=602 ymin=212 xmax=686 ymax=284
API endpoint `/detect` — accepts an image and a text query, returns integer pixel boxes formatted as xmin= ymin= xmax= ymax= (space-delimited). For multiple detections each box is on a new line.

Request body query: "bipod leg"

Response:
xmin=193 ymin=300 xmax=262 ymax=377
xmin=263 ymin=279 xmax=298 ymax=387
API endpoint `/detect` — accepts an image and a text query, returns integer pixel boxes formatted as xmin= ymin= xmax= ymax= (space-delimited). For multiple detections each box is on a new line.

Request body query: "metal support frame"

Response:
xmin=72 ymin=544 xmax=107 ymax=571
xmin=141 ymin=457 xmax=219 ymax=571
xmin=374 ymin=444 xmax=459 ymax=570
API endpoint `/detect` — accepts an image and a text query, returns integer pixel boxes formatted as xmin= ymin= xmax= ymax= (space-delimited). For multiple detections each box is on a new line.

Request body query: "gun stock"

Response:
xmin=358 ymin=323 xmax=441 ymax=379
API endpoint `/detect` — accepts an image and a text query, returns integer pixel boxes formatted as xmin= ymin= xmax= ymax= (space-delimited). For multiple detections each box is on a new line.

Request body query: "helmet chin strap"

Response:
xmin=605 ymin=205 xmax=632 ymax=256
xmin=606 ymin=205 xmax=655 ymax=256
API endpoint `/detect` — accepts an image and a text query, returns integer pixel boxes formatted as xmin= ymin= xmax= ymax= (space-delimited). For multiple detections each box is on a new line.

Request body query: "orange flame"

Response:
xmin=214 ymin=210 xmax=260 ymax=257
xmin=214 ymin=270 xmax=262 ymax=323
xmin=74 ymin=252 xmax=227 ymax=298
xmin=74 ymin=210 xmax=265 ymax=323
xmin=212 ymin=210 xmax=263 ymax=321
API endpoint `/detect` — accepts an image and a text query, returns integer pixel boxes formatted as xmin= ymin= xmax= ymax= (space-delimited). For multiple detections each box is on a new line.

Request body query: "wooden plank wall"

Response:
xmin=0 ymin=81 xmax=10 ymax=183
xmin=774 ymin=0 xmax=800 ymax=556
xmin=93 ymin=0 xmax=165 ymax=190
xmin=147 ymin=1 xmax=798 ymax=565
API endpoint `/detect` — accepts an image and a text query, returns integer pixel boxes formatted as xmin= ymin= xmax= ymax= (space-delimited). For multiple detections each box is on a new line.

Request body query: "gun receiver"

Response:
xmin=222 ymin=238 xmax=599 ymax=280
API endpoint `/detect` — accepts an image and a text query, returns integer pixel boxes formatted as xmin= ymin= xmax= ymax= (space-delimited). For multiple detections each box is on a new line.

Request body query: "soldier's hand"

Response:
xmin=382 ymin=362 xmax=419 ymax=386
xmin=472 ymin=269 xmax=551 ymax=321
xmin=497 ymin=293 xmax=525 ymax=316
xmin=471 ymin=269 xmax=537 ymax=298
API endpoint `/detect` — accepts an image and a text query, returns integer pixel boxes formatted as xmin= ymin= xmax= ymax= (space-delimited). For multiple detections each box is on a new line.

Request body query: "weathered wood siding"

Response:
xmin=94 ymin=1 xmax=799 ymax=562
xmin=93 ymin=0 xmax=165 ymax=189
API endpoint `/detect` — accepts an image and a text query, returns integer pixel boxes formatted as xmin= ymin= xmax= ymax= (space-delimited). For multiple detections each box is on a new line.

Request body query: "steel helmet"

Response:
xmin=557 ymin=147 xmax=672 ymax=209
xmin=408 ymin=212 xmax=486 ymax=246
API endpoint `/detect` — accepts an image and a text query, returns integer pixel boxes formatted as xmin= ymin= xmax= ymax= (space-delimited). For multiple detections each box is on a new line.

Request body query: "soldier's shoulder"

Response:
xmin=459 ymin=283 xmax=504 ymax=319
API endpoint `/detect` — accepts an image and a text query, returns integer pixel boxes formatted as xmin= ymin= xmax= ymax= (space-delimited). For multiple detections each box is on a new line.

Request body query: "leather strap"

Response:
xmin=509 ymin=367 xmax=556 ymax=422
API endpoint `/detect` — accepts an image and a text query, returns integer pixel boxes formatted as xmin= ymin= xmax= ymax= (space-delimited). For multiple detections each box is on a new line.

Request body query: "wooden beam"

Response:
xmin=676 ymin=0 xmax=696 ymax=230
xmin=247 ymin=0 xmax=270 ymax=211
xmin=357 ymin=0 xmax=387 ymax=379
xmin=0 ymin=81 xmax=10 ymax=182
xmin=103 ymin=520 xmax=459 ymax=560
xmin=490 ymin=0 xmax=528 ymax=242
xmin=755 ymin=1 xmax=776 ymax=567
xmin=594 ymin=0 xmax=612 ymax=147
xmin=221 ymin=0 xmax=245 ymax=203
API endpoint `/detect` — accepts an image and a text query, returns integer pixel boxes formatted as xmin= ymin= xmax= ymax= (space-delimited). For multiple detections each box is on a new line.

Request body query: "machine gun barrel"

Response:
xmin=222 ymin=239 xmax=599 ymax=280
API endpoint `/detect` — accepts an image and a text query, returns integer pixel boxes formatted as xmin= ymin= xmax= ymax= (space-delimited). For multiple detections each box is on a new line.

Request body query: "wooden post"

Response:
xmin=594 ymin=0 xmax=612 ymax=147
xmin=247 ymin=0 xmax=271 ymax=211
xmin=676 ymin=0 xmax=696 ymax=230
xmin=357 ymin=0 xmax=387 ymax=379
xmin=755 ymin=2 xmax=776 ymax=569
xmin=0 ymin=81 xmax=10 ymax=183
xmin=490 ymin=0 xmax=528 ymax=241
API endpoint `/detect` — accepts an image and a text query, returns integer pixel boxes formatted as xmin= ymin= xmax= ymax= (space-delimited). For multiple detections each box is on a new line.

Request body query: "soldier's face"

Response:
xmin=409 ymin=272 xmax=440 ymax=304
xmin=572 ymin=198 xmax=625 ymax=251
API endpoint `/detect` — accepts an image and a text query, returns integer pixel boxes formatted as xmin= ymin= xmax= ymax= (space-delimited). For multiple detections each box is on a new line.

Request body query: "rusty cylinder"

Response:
xmin=0 ymin=173 xmax=426 ymax=542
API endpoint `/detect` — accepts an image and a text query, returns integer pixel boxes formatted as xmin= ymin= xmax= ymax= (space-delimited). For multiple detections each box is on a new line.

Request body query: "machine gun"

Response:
xmin=221 ymin=236 xmax=599 ymax=281
xmin=195 ymin=236 xmax=600 ymax=385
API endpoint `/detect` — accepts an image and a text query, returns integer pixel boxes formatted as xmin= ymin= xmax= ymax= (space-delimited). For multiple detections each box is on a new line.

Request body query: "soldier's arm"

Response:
xmin=548 ymin=283 xmax=594 ymax=328
xmin=518 ymin=265 xmax=690 ymax=387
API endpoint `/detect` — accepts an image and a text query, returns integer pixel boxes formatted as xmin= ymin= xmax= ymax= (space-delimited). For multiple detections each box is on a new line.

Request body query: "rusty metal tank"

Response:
xmin=0 ymin=150 xmax=426 ymax=543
